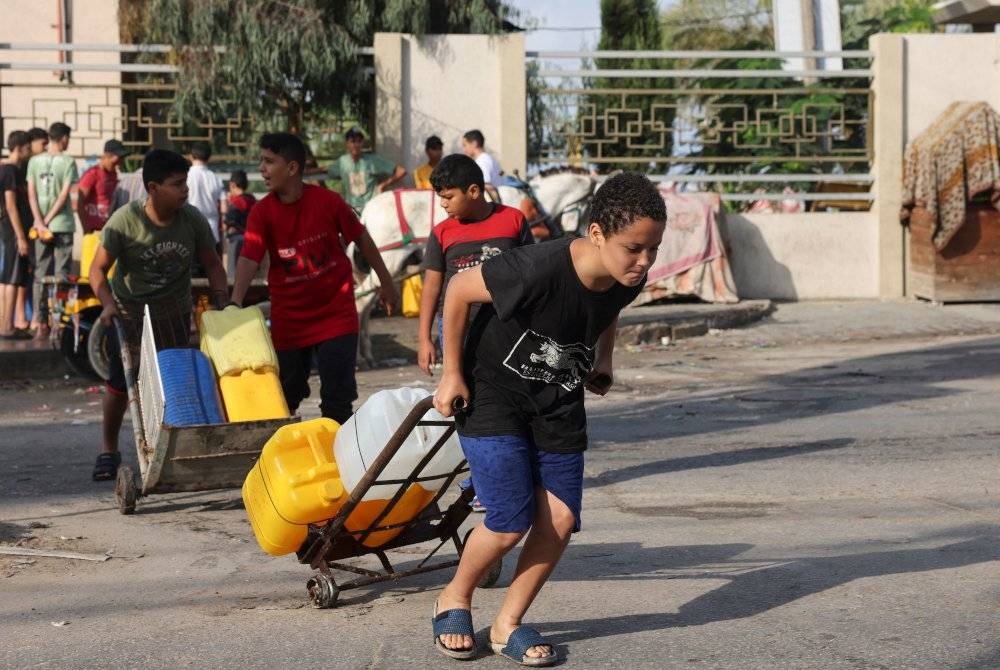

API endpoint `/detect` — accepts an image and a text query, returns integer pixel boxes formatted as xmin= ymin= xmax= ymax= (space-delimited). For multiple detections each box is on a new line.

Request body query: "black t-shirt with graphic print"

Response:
xmin=421 ymin=203 xmax=533 ymax=310
xmin=456 ymin=236 xmax=644 ymax=453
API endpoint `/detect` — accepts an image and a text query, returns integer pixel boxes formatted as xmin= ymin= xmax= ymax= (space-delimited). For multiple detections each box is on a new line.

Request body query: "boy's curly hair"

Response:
xmin=429 ymin=153 xmax=485 ymax=193
xmin=589 ymin=172 xmax=666 ymax=236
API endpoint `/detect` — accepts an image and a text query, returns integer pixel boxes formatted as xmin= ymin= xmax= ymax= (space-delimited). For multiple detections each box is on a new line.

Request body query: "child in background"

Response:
xmin=417 ymin=153 xmax=533 ymax=375
xmin=223 ymin=169 xmax=256 ymax=279
xmin=430 ymin=172 xmax=666 ymax=665
xmin=0 ymin=131 xmax=33 ymax=339
xmin=26 ymin=122 xmax=77 ymax=338
xmin=413 ymin=135 xmax=443 ymax=189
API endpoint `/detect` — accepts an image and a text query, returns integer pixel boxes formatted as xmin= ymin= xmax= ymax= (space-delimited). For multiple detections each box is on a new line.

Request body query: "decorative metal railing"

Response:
xmin=0 ymin=42 xmax=373 ymax=165
xmin=527 ymin=49 xmax=874 ymax=208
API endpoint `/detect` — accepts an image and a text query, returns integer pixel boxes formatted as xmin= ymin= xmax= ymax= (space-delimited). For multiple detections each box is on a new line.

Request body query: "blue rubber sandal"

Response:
xmin=489 ymin=626 xmax=557 ymax=667
xmin=433 ymin=602 xmax=477 ymax=660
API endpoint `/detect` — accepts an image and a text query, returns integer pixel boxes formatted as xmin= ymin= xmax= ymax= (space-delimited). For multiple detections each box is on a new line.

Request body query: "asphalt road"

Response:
xmin=1 ymin=302 xmax=999 ymax=669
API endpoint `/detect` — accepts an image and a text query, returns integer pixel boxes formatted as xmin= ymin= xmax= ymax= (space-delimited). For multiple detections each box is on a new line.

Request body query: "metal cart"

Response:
xmin=113 ymin=306 xmax=299 ymax=514
xmin=296 ymin=396 xmax=501 ymax=608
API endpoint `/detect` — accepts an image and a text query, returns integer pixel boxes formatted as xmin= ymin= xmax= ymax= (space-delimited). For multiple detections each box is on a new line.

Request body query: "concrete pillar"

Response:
xmin=374 ymin=32 xmax=527 ymax=182
xmin=373 ymin=33 xmax=407 ymax=166
xmin=497 ymin=32 xmax=527 ymax=177
xmin=870 ymin=33 xmax=907 ymax=298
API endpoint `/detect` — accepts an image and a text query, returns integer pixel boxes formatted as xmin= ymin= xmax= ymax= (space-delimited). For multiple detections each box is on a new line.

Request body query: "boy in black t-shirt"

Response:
xmin=430 ymin=172 xmax=666 ymax=665
xmin=417 ymin=153 xmax=533 ymax=376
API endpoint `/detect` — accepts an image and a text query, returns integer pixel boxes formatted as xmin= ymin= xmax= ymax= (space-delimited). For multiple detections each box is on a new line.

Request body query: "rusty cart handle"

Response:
xmin=111 ymin=315 xmax=147 ymax=454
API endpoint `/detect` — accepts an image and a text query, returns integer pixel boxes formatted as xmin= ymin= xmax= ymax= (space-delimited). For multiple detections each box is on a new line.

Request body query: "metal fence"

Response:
xmin=527 ymin=49 xmax=874 ymax=209
xmin=0 ymin=42 xmax=374 ymax=165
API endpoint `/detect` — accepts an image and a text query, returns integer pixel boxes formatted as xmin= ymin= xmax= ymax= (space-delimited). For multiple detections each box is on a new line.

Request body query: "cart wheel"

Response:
xmin=478 ymin=558 xmax=502 ymax=588
xmin=461 ymin=528 xmax=502 ymax=588
xmin=307 ymin=574 xmax=340 ymax=609
xmin=60 ymin=306 xmax=103 ymax=380
xmin=87 ymin=316 xmax=112 ymax=381
xmin=115 ymin=465 xmax=137 ymax=515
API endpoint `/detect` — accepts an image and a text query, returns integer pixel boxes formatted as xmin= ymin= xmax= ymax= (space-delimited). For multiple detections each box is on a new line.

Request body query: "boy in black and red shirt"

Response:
xmin=417 ymin=154 xmax=533 ymax=376
xmin=230 ymin=133 xmax=397 ymax=423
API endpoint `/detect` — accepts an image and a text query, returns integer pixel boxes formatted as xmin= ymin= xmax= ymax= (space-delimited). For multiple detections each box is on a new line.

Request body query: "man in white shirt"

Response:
xmin=461 ymin=129 xmax=501 ymax=201
xmin=186 ymin=140 xmax=227 ymax=251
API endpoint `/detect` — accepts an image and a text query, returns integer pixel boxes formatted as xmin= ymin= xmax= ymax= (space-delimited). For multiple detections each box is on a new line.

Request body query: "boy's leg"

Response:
xmin=30 ymin=239 xmax=51 ymax=328
xmin=489 ymin=488 xmax=577 ymax=658
xmin=437 ymin=434 xmax=536 ymax=653
xmin=490 ymin=450 xmax=582 ymax=658
xmin=276 ymin=346 xmax=313 ymax=415
xmin=52 ymin=233 xmax=73 ymax=281
xmin=14 ymin=284 xmax=28 ymax=329
xmin=0 ymin=283 xmax=16 ymax=334
xmin=96 ymin=314 xmax=133 ymax=480
xmin=314 ymin=333 xmax=358 ymax=424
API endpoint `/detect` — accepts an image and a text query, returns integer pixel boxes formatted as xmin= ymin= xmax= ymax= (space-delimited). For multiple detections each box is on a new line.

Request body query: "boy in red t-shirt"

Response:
xmin=230 ymin=133 xmax=398 ymax=423
xmin=77 ymin=139 xmax=127 ymax=234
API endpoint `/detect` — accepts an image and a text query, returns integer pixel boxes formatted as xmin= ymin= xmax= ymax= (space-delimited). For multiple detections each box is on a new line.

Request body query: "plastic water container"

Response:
xmin=157 ymin=348 xmax=226 ymax=426
xmin=334 ymin=387 xmax=464 ymax=547
xmin=200 ymin=305 xmax=279 ymax=377
xmin=242 ymin=418 xmax=346 ymax=556
xmin=219 ymin=369 xmax=290 ymax=423
xmin=80 ymin=232 xmax=115 ymax=279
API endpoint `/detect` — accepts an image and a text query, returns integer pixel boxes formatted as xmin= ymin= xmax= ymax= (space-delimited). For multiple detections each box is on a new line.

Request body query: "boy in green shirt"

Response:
xmin=89 ymin=149 xmax=228 ymax=481
xmin=26 ymin=122 xmax=78 ymax=338
xmin=328 ymin=127 xmax=406 ymax=212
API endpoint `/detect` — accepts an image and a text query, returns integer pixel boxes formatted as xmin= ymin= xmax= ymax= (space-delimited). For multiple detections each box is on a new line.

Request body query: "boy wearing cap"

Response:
xmin=329 ymin=127 xmax=406 ymax=212
xmin=77 ymin=139 xmax=127 ymax=234
xmin=414 ymin=135 xmax=444 ymax=189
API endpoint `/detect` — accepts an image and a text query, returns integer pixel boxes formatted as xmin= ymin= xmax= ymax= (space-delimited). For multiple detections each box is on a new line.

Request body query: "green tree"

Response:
xmin=584 ymin=0 xmax=664 ymax=171
xmin=120 ymin=0 xmax=516 ymax=135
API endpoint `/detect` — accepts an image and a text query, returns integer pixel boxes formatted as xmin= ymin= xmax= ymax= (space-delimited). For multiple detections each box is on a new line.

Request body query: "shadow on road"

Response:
xmin=586 ymin=337 xmax=1000 ymax=487
xmin=584 ymin=438 xmax=853 ymax=487
xmin=546 ymin=525 xmax=1000 ymax=644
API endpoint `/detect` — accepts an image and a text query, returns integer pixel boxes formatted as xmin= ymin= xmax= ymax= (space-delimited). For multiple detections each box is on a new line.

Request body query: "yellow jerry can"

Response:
xmin=220 ymin=369 xmax=290 ymax=423
xmin=200 ymin=304 xmax=279 ymax=377
xmin=242 ymin=418 xmax=346 ymax=556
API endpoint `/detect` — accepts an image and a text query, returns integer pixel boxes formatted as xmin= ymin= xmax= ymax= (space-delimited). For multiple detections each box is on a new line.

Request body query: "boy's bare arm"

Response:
xmin=45 ymin=180 xmax=73 ymax=224
xmin=76 ymin=182 xmax=91 ymax=222
xmin=378 ymin=164 xmax=407 ymax=193
xmin=433 ymin=266 xmax=492 ymax=416
xmin=5 ymin=191 xmax=28 ymax=256
xmin=586 ymin=317 xmax=618 ymax=396
xmin=230 ymin=256 xmax=260 ymax=306
xmin=417 ymin=269 xmax=444 ymax=375
xmin=27 ymin=181 xmax=44 ymax=228
xmin=355 ymin=229 xmax=399 ymax=315
xmin=198 ymin=246 xmax=229 ymax=308
xmin=89 ymin=245 xmax=119 ymax=326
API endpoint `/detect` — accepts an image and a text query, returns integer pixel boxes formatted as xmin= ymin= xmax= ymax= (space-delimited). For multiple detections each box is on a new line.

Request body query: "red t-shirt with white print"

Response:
xmin=240 ymin=185 xmax=365 ymax=349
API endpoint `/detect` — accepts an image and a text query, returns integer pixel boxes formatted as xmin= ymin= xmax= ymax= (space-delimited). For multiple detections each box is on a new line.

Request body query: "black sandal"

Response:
xmin=92 ymin=452 xmax=121 ymax=481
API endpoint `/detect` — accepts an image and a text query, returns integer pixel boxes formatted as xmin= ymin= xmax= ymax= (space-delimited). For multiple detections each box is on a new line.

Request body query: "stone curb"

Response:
xmin=0 ymin=300 xmax=775 ymax=381
xmin=616 ymin=299 xmax=774 ymax=345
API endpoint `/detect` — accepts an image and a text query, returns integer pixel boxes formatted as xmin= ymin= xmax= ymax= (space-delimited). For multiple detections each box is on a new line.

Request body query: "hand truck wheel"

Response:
xmin=462 ymin=528 xmax=502 ymax=588
xmin=115 ymin=465 xmax=137 ymax=515
xmin=307 ymin=573 xmax=340 ymax=609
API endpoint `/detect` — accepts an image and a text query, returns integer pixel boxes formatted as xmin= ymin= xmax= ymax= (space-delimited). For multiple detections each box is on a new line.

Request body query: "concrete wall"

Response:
xmin=869 ymin=33 xmax=1000 ymax=299
xmin=0 ymin=1 xmax=122 ymax=158
xmin=901 ymin=34 xmax=1000 ymax=143
xmin=725 ymin=212 xmax=880 ymax=300
xmin=374 ymin=32 xmax=526 ymax=184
